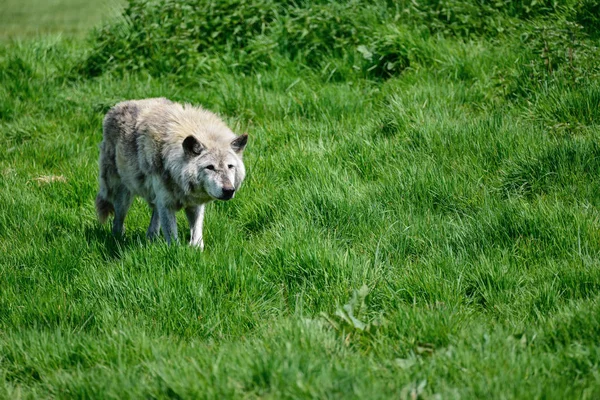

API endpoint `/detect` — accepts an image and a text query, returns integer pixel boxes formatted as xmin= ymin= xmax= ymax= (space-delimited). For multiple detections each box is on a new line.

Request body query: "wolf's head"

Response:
xmin=180 ymin=133 xmax=248 ymax=201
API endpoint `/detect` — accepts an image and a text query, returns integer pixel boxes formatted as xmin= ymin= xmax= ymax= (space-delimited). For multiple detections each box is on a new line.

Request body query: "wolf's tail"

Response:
xmin=95 ymin=193 xmax=114 ymax=224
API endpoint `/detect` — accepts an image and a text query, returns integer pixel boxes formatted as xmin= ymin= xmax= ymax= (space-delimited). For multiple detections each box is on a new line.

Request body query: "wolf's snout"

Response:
xmin=220 ymin=187 xmax=235 ymax=200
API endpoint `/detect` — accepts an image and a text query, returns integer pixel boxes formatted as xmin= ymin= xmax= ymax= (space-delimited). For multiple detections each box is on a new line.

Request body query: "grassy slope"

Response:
xmin=1 ymin=2 xmax=600 ymax=399
xmin=0 ymin=0 xmax=124 ymax=38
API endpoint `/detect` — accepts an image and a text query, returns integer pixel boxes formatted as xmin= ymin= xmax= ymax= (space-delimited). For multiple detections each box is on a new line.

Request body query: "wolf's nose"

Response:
xmin=221 ymin=187 xmax=235 ymax=200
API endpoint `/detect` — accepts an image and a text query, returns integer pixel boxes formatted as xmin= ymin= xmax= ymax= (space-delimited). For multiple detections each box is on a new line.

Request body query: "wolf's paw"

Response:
xmin=190 ymin=239 xmax=204 ymax=251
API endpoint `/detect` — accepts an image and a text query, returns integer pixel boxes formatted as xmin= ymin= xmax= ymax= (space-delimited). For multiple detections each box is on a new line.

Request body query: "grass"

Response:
xmin=0 ymin=0 xmax=124 ymax=38
xmin=1 ymin=0 xmax=600 ymax=398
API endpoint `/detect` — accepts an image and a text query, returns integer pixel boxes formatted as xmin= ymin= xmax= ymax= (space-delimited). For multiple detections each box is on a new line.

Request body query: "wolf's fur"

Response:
xmin=96 ymin=98 xmax=248 ymax=248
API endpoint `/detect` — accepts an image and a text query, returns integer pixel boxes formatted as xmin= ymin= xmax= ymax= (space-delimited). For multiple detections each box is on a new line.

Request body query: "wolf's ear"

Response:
xmin=231 ymin=133 xmax=248 ymax=154
xmin=183 ymin=135 xmax=204 ymax=156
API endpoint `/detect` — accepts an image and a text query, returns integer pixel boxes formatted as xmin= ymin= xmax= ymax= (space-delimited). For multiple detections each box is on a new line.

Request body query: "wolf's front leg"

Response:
xmin=146 ymin=207 xmax=161 ymax=240
xmin=157 ymin=205 xmax=178 ymax=244
xmin=185 ymin=204 xmax=205 ymax=250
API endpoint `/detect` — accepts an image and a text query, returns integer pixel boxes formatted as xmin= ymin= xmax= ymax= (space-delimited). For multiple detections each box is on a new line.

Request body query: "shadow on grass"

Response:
xmin=84 ymin=224 xmax=149 ymax=261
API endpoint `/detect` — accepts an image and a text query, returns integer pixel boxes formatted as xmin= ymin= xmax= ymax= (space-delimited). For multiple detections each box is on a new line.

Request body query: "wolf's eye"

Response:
xmin=205 ymin=165 xmax=215 ymax=171
xmin=227 ymin=164 xmax=234 ymax=169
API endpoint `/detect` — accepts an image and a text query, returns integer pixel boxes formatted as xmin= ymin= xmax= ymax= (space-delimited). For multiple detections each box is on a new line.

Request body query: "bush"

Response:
xmin=82 ymin=0 xmax=404 ymax=79
xmin=405 ymin=0 xmax=565 ymax=37
xmin=500 ymin=19 xmax=600 ymax=99
xmin=80 ymin=0 xmax=583 ymax=81
xmin=268 ymin=2 xmax=371 ymax=65
xmin=81 ymin=0 xmax=278 ymax=77
xmin=355 ymin=28 xmax=411 ymax=80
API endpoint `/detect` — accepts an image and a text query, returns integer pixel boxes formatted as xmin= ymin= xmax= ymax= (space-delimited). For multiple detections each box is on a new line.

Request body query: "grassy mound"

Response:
xmin=81 ymin=0 xmax=594 ymax=81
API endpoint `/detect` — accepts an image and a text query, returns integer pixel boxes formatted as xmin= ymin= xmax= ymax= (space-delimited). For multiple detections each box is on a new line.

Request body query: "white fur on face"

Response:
xmin=189 ymin=150 xmax=244 ymax=200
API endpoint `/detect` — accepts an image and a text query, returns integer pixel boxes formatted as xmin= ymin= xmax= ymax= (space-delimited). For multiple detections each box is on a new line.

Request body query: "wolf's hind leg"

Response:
xmin=146 ymin=206 xmax=161 ymax=240
xmin=185 ymin=204 xmax=205 ymax=250
xmin=112 ymin=187 xmax=133 ymax=236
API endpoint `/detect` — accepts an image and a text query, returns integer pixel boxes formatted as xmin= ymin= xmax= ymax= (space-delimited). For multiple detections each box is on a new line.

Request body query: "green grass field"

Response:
xmin=1 ymin=0 xmax=600 ymax=398
xmin=0 ymin=0 xmax=124 ymax=38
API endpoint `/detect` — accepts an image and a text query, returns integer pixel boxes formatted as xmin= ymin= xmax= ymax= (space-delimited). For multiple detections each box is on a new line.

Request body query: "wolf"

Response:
xmin=95 ymin=98 xmax=248 ymax=249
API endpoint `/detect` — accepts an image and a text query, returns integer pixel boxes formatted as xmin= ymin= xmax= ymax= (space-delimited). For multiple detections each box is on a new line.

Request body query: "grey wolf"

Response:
xmin=95 ymin=98 xmax=248 ymax=249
